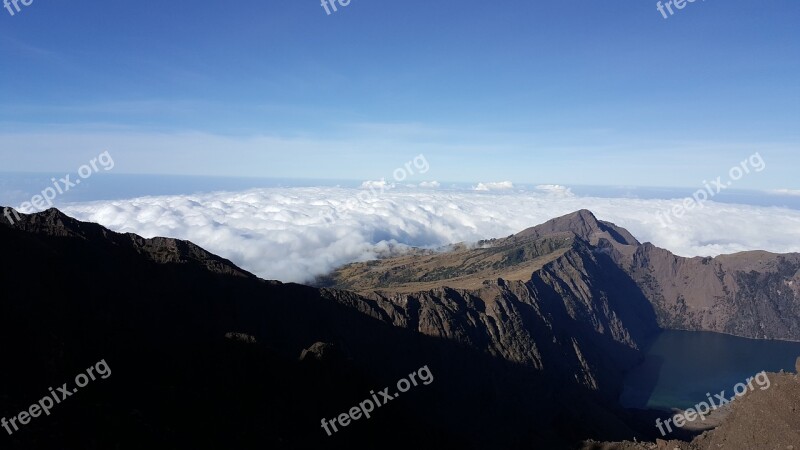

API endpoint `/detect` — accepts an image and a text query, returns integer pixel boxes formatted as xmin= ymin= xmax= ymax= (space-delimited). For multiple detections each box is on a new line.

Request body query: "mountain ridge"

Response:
xmin=3 ymin=205 xmax=798 ymax=449
xmin=331 ymin=209 xmax=800 ymax=342
xmin=1 ymin=206 xmax=255 ymax=278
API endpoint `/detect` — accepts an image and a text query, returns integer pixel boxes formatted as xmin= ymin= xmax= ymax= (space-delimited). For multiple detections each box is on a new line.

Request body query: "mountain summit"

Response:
xmin=516 ymin=209 xmax=639 ymax=246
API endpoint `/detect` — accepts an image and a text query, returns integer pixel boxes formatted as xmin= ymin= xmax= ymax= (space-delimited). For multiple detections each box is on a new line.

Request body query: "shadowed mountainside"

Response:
xmin=0 ymin=207 xmax=659 ymax=450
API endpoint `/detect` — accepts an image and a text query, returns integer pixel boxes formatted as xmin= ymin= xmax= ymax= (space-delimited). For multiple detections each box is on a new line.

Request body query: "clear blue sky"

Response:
xmin=0 ymin=0 xmax=798 ymax=189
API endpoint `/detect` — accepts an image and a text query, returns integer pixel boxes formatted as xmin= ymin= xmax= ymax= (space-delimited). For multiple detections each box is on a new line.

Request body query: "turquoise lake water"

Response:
xmin=620 ymin=330 xmax=800 ymax=410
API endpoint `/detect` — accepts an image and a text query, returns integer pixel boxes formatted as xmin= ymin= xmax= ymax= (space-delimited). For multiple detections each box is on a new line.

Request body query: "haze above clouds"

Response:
xmin=56 ymin=186 xmax=800 ymax=284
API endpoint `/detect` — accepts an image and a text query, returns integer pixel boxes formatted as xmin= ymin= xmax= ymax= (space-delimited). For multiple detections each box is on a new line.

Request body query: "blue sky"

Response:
xmin=0 ymin=0 xmax=798 ymax=189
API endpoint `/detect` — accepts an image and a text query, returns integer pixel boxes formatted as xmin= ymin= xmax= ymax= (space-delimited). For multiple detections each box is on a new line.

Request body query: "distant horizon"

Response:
xmin=3 ymin=171 xmax=800 ymax=210
xmin=4 ymin=170 xmax=800 ymax=191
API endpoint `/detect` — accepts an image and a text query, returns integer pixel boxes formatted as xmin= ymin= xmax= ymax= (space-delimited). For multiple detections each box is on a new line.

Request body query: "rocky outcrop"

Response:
xmin=299 ymin=342 xmax=343 ymax=362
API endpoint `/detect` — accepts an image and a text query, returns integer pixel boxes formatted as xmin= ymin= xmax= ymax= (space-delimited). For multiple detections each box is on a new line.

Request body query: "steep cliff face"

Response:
xmin=622 ymin=241 xmax=800 ymax=340
xmin=517 ymin=211 xmax=800 ymax=344
xmin=328 ymin=212 xmax=664 ymax=400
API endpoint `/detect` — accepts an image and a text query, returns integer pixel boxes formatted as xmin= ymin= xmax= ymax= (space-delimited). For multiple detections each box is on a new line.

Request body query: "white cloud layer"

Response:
xmin=56 ymin=187 xmax=800 ymax=284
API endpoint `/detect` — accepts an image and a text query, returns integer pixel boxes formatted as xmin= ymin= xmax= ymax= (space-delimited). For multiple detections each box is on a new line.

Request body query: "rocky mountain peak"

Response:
xmin=516 ymin=209 xmax=639 ymax=247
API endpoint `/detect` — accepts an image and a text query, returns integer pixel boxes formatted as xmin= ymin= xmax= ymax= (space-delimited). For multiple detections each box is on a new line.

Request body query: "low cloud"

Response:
xmin=360 ymin=179 xmax=395 ymax=191
xmin=418 ymin=181 xmax=441 ymax=189
xmin=770 ymin=189 xmax=800 ymax=196
xmin=535 ymin=184 xmax=574 ymax=197
xmin=474 ymin=181 xmax=514 ymax=191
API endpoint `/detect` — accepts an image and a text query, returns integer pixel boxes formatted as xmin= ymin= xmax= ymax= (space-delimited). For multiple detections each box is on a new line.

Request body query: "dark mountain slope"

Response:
xmin=0 ymin=208 xmax=649 ymax=450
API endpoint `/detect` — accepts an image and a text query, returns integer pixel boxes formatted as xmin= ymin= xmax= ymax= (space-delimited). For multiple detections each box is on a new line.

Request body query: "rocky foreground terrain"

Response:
xmin=587 ymin=367 xmax=800 ymax=449
xmin=2 ymin=207 xmax=799 ymax=449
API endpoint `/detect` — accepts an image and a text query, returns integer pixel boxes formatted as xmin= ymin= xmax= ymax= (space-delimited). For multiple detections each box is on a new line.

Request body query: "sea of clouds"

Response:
xmin=58 ymin=184 xmax=800 ymax=283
